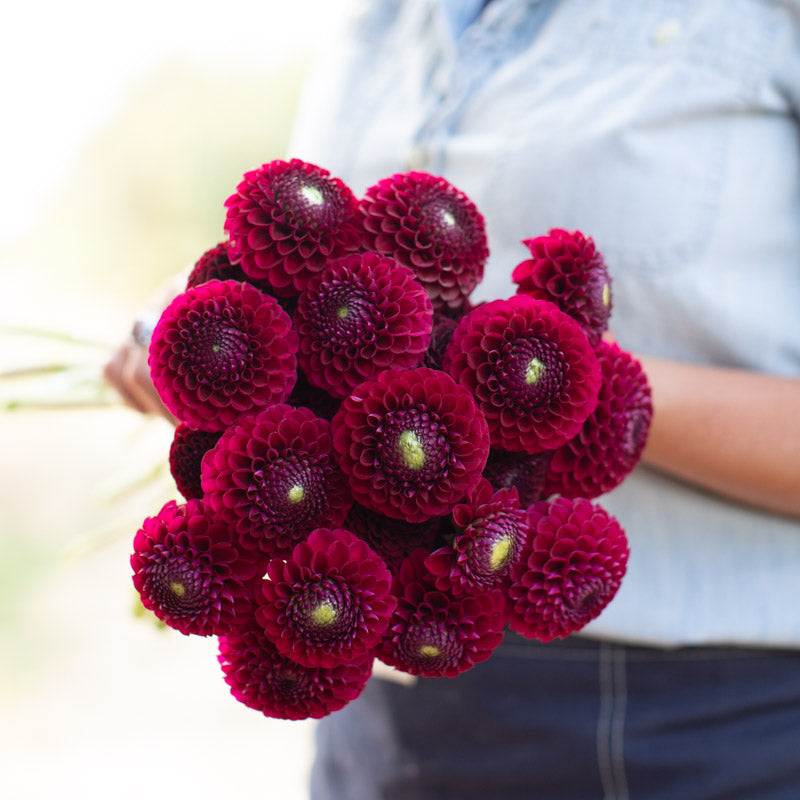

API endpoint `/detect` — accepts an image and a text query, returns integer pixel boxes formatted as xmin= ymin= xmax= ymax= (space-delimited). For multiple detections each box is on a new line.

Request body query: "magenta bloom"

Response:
xmin=201 ymin=404 xmax=352 ymax=558
xmin=131 ymin=499 xmax=262 ymax=637
xmin=443 ymin=295 xmax=601 ymax=454
xmin=482 ymin=448 xmax=551 ymax=507
xmin=360 ymin=171 xmax=489 ymax=312
xmin=294 ymin=252 xmax=433 ymax=398
xmin=256 ymin=528 xmax=395 ymax=668
xmin=507 ymin=497 xmax=629 ymax=642
xmin=345 ymin=503 xmax=444 ymax=574
xmin=185 ymin=242 xmax=251 ymax=289
xmin=377 ymin=550 xmax=507 ymax=678
xmin=512 ymin=229 xmax=612 ymax=346
xmin=425 ymin=478 xmax=529 ymax=598
xmin=148 ymin=279 xmax=298 ymax=431
xmin=218 ymin=622 xmax=374 ymax=720
xmin=545 ymin=341 xmax=653 ymax=498
xmin=224 ymin=159 xmax=362 ymax=297
xmin=168 ymin=424 xmax=222 ymax=500
xmin=331 ymin=367 xmax=490 ymax=522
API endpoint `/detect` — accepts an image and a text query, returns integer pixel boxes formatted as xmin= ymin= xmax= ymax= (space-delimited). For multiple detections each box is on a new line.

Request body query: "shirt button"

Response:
xmin=406 ymin=145 xmax=430 ymax=170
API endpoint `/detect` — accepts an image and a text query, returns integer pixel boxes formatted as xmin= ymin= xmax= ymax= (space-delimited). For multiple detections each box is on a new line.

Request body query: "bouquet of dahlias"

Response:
xmin=130 ymin=159 xmax=652 ymax=720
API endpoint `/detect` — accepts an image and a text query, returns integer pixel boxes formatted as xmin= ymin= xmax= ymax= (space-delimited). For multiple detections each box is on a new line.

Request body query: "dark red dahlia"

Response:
xmin=443 ymin=295 xmax=601 ymax=454
xmin=218 ymin=622 xmax=373 ymax=720
xmin=224 ymin=159 xmax=362 ymax=297
xmin=360 ymin=171 xmax=489 ymax=312
xmin=185 ymin=242 xmax=250 ymax=289
xmin=507 ymin=497 xmax=629 ymax=642
xmin=148 ymin=279 xmax=298 ymax=431
xmin=345 ymin=502 xmax=444 ymax=574
xmin=512 ymin=229 xmax=612 ymax=346
xmin=293 ymin=252 xmax=433 ymax=398
xmin=168 ymin=424 xmax=222 ymax=500
xmin=425 ymin=478 xmax=529 ymax=598
xmin=422 ymin=313 xmax=460 ymax=371
xmin=201 ymin=404 xmax=352 ymax=558
xmin=256 ymin=527 xmax=395 ymax=668
xmin=131 ymin=499 xmax=262 ymax=637
xmin=482 ymin=448 xmax=551 ymax=507
xmin=545 ymin=341 xmax=652 ymax=499
xmin=331 ymin=367 xmax=490 ymax=522
xmin=377 ymin=550 xmax=507 ymax=678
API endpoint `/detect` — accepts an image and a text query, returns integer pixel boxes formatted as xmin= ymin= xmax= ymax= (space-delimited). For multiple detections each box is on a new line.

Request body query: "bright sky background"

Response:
xmin=1 ymin=0 xmax=350 ymax=242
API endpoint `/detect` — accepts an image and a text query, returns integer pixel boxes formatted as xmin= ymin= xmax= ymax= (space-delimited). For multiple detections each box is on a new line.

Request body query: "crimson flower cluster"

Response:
xmin=131 ymin=158 xmax=650 ymax=721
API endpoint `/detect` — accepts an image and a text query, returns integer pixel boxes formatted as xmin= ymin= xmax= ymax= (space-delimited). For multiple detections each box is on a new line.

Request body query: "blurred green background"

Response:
xmin=0 ymin=3 xmax=347 ymax=796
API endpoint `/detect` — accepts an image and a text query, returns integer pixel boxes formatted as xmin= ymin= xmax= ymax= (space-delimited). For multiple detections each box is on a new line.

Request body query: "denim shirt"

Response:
xmin=289 ymin=0 xmax=800 ymax=647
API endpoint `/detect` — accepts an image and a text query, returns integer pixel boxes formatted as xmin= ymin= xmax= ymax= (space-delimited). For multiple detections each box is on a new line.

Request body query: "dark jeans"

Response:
xmin=310 ymin=634 xmax=800 ymax=799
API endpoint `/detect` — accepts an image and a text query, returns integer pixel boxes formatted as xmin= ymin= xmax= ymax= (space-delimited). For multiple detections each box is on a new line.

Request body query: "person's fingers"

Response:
xmin=104 ymin=344 xmax=149 ymax=414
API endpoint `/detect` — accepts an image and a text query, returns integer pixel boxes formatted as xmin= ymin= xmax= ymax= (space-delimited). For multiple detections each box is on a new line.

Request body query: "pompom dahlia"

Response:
xmin=331 ymin=367 xmax=490 ymax=522
xmin=224 ymin=159 xmax=362 ymax=297
xmin=201 ymin=404 xmax=352 ymax=558
xmin=148 ymin=279 xmax=298 ymax=431
xmin=293 ymin=252 xmax=433 ymax=398
xmin=131 ymin=499 xmax=262 ymax=637
xmin=425 ymin=478 xmax=529 ymax=598
xmin=482 ymin=448 xmax=551 ymax=507
xmin=219 ymin=622 xmax=374 ymax=720
xmin=345 ymin=502 xmax=444 ymax=574
xmin=507 ymin=497 xmax=629 ymax=642
xmin=185 ymin=242 xmax=251 ymax=289
xmin=443 ymin=295 xmax=601 ymax=454
xmin=545 ymin=341 xmax=653 ymax=499
xmin=168 ymin=424 xmax=222 ymax=500
xmin=377 ymin=550 xmax=507 ymax=678
xmin=512 ymin=229 xmax=612 ymax=346
xmin=256 ymin=527 xmax=395 ymax=668
xmin=360 ymin=171 xmax=489 ymax=312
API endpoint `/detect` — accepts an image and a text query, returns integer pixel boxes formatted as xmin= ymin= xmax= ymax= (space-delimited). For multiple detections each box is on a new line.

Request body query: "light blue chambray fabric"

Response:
xmin=289 ymin=0 xmax=800 ymax=647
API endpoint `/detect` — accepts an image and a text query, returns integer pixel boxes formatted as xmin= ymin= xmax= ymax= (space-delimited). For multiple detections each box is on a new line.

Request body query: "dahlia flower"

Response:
xmin=201 ymin=404 xmax=352 ymax=558
xmin=482 ymin=448 xmax=551 ymax=507
xmin=185 ymin=242 xmax=251 ymax=289
xmin=224 ymin=159 xmax=362 ymax=296
xmin=168 ymin=424 xmax=222 ymax=500
xmin=360 ymin=171 xmax=489 ymax=312
xmin=148 ymin=279 xmax=298 ymax=431
xmin=512 ymin=229 xmax=612 ymax=346
xmin=331 ymin=367 xmax=490 ymax=522
xmin=507 ymin=497 xmax=629 ymax=641
xmin=131 ymin=499 xmax=261 ymax=637
xmin=293 ymin=251 xmax=433 ymax=398
xmin=443 ymin=295 xmax=601 ymax=453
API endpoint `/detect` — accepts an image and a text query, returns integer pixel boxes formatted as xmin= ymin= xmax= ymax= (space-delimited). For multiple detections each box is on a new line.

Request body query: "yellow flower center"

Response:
xmin=288 ymin=484 xmax=305 ymax=504
xmin=336 ymin=305 xmax=349 ymax=319
xmin=489 ymin=536 xmax=513 ymax=571
xmin=525 ymin=357 xmax=545 ymax=385
xmin=170 ymin=581 xmax=186 ymax=597
xmin=418 ymin=644 xmax=441 ymax=659
xmin=602 ymin=282 xmax=611 ymax=307
xmin=311 ymin=603 xmax=337 ymax=626
xmin=301 ymin=184 xmax=324 ymax=206
xmin=398 ymin=429 xmax=426 ymax=470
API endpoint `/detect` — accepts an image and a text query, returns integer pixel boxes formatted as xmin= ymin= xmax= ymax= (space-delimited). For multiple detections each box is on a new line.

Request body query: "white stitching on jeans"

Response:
xmin=597 ymin=644 xmax=629 ymax=800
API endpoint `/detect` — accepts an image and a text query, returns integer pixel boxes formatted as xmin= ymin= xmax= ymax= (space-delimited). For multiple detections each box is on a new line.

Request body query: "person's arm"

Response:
xmin=638 ymin=355 xmax=800 ymax=519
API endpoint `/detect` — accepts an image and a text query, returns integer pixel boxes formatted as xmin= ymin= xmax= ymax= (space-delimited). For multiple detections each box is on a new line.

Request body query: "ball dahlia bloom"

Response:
xmin=545 ymin=341 xmax=653 ymax=499
xmin=148 ymin=279 xmax=298 ymax=431
xmin=425 ymin=478 xmax=529 ymax=598
xmin=293 ymin=251 xmax=433 ymax=398
xmin=443 ymin=295 xmax=601 ymax=454
xmin=482 ymin=448 xmax=551 ymax=507
xmin=331 ymin=367 xmax=490 ymax=522
xmin=256 ymin=527 xmax=395 ymax=668
xmin=201 ymin=404 xmax=352 ymax=558
xmin=131 ymin=499 xmax=262 ymax=637
xmin=218 ymin=622 xmax=374 ymax=720
xmin=224 ymin=159 xmax=362 ymax=297
xmin=507 ymin=497 xmax=629 ymax=642
xmin=185 ymin=242 xmax=251 ymax=289
xmin=345 ymin=502 xmax=444 ymax=574
xmin=168 ymin=424 xmax=222 ymax=500
xmin=512 ymin=229 xmax=612 ymax=346
xmin=360 ymin=171 xmax=489 ymax=312
xmin=377 ymin=550 xmax=507 ymax=678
